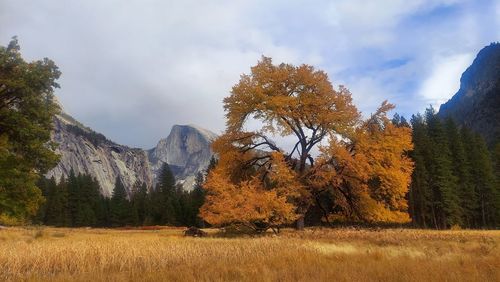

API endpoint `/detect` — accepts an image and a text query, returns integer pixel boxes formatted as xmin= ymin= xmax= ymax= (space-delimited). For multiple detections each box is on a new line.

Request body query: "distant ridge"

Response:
xmin=47 ymin=111 xmax=216 ymax=196
xmin=439 ymin=42 xmax=500 ymax=146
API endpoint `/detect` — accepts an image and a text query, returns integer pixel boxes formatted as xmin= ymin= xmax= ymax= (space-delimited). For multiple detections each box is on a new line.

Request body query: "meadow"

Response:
xmin=0 ymin=227 xmax=499 ymax=281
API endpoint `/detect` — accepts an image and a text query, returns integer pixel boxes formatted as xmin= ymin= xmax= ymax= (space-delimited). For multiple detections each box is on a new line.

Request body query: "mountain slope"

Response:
xmin=46 ymin=113 xmax=154 ymax=196
xmin=148 ymin=124 xmax=217 ymax=190
xmin=47 ymin=112 xmax=217 ymax=195
xmin=438 ymin=43 xmax=500 ymax=145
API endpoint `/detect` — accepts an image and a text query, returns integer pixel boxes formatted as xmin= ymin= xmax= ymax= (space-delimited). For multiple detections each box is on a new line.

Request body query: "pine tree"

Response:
xmin=445 ymin=118 xmax=475 ymax=228
xmin=468 ymin=134 xmax=498 ymax=227
xmin=95 ymin=195 xmax=110 ymax=227
xmin=34 ymin=173 xmax=105 ymax=227
xmin=191 ymin=172 xmax=207 ymax=227
xmin=33 ymin=177 xmax=51 ymax=224
xmin=156 ymin=163 xmax=177 ymax=225
xmin=149 ymin=185 xmax=162 ymax=225
xmin=392 ymin=113 xmax=410 ymax=128
xmin=425 ymin=108 xmax=461 ymax=228
xmin=109 ymin=177 xmax=131 ymax=227
xmin=493 ymin=143 xmax=500 ymax=224
xmin=494 ymin=144 xmax=500 ymax=180
xmin=44 ymin=177 xmax=68 ymax=226
xmin=57 ymin=176 xmax=72 ymax=227
xmin=76 ymin=175 xmax=99 ymax=226
xmin=67 ymin=170 xmax=80 ymax=227
xmin=130 ymin=182 xmax=149 ymax=226
xmin=409 ymin=114 xmax=432 ymax=227
xmin=177 ymin=188 xmax=194 ymax=227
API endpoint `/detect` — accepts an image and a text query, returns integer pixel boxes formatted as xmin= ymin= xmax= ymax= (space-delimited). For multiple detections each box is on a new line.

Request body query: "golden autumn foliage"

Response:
xmin=315 ymin=102 xmax=414 ymax=223
xmin=201 ymin=57 xmax=414 ymax=230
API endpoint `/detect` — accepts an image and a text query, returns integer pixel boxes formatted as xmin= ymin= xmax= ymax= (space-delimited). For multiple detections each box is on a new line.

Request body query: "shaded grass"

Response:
xmin=0 ymin=227 xmax=498 ymax=281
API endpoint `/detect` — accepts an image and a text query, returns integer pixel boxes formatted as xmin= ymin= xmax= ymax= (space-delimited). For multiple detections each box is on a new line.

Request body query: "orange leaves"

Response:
xmin=200 ymin=169 xmax=297 ymax=227
xmin=318 ymin=102 xmax=414 ymax=223
xmin=267 ymin=152 xmax=306 ymax=199
xmin=201 ymin=139 xmax=300 ymax=228
xmin=224 ymin=56 xmax=360 ymax=138
xmin=357 ymin=110 xmax=414 ymax=214
xmin=203 ymin=57 xmax=414 ymax=227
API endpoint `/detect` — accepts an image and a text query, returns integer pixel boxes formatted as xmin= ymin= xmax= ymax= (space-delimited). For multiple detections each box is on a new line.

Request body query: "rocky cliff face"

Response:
xmin=46 ymin=113 xmax=154 ymax=196
xmin=439 ymin=43 xmax=500 ymax=145
xmin=46 ymin=112 xmax=216 ymax=196
xmin=148 ymin=125 xmax=217 ymax=190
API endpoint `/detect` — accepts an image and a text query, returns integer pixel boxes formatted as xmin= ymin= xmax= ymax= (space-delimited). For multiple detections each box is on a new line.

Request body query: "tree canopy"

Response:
xmin=201 ymin=57 xmax=414 ymax=231
xmin=0 ymin=37 xmax=60 ymax=224
xmin=409 ymin=109 xmax=499 ymax=229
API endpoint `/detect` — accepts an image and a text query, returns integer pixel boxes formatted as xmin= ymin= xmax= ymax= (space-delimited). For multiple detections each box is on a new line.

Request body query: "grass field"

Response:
xmin=0 ymin=227 xmax=499 ymax=281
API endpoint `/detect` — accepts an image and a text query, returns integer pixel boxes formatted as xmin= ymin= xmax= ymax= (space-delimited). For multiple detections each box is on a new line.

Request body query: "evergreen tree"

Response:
xmin=33 ymin=177 xmax=51 ymax=224
xmin=95 ymin=195 xmax=110 ymax=227
xmin=392 ymin=113 xmax=410 ymax=128
xmin=44 ymin=177 xmax=70 ymax=227
xmin=57 ymin=176 xmax=72 ymax=227
xmin=494 ymin=144 xmax=500 ymax=181
xmin=408 ymin=112 xmax=498 ymax=229
xmin=494 ymin=143 xmax=500 ymax=224
xmin=33 ymin=173 xmax=108 ymax=227
xmin=109 ymin=177 xmax=131 ymax=226
xmin=130 ymin=182 xmax=149 ymax=226
xmin=67 ymin=170 xmax=80 ymax=226
xmin=467 ymin=134 xmax=499 ymax=227
xmin=156 ymin=163 xmax=177 ymax=225
xmin=409 ymin=114 xmax=432 ymax=227
xmin=425 ymin=108 xmax=461 ymax=228
xmin=75 ymin=175 xmax=99 ymax=226
xmin=177 ymin=187 xmax=194 ymax=227
xmin=191 ymin=172 xmax=207 ymax=227
xmin=149 ymin=185 xmax=162 ymax=225
xmin=445 ymin=118 xmax=475 ymax=228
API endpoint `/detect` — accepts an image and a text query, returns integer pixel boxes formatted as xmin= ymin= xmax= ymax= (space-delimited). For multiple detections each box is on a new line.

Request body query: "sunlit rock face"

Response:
xmin=439 ymin=43 xmax=500 ymax=146
xmin=46 ymin=113 xmax=154 ymax=197
xmin=46 ymin=112 xmax=216 ymax=196
xmin=148 ymin=124 xmax=217 ymax=191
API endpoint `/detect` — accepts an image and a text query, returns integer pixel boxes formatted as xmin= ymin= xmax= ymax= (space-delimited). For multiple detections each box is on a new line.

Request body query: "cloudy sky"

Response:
xmin=1 ymin=0 xmax=499 ymax=148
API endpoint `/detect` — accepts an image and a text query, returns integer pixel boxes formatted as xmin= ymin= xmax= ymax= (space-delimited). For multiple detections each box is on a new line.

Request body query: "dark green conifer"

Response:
xmin=157 ymin=163 xmax=177 ymax=225
xmin=109 ymin=177 xmax=131 ymax=227
xmin=409 ymin=114 xmax=432 ymax=227
xmin=445 ymin=118 xmax=475 ymax=227
xmin=425 ymin=108 xmax=461 ymax=228
xmin=468 ymin=134 xmax=499 ymax=227
xmin=130 ymin=182 xmax=149 ymax=226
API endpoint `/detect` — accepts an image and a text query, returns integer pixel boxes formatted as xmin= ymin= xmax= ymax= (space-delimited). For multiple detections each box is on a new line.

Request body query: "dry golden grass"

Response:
xmin=0 ymin=227 xmax=499 ymax=281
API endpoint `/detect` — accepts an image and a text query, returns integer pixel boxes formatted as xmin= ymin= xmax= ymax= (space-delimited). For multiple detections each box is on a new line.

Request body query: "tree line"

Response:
xmin=199 ymin=57 xmax=499 ymax=231
xmin=395 ymin=108 xmax=500 ymax=229
xmin=34 ymin=162 xmax=212 ymax=228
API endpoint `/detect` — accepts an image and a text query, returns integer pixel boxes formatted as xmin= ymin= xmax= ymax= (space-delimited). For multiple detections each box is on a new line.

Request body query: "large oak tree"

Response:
xmin=201 ymin=57 xmax=413 ymax=231
xmin=0 ymin=38 xmax=60 ymax=224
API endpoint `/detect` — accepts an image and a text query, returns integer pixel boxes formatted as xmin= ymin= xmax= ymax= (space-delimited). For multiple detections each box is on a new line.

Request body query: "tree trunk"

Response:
xmin=431 ymin=204 xmax=438 ymax=230
xmin=481 ymin=198 xmax=486 ymax=228
xmin=296 ymin=216 xmax=305 ymax=230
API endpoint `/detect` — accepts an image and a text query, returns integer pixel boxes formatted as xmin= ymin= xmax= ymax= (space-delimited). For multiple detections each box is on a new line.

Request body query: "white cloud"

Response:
xmin=322 ymin=0 xmax=467 ymax=47
xmin=418 ymin=53 xmax=474 ymax=108
xmin=0 ymin=0 xmax=495 ymax=147
xmin=0 ymin=0 xmax=312 ymax=147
